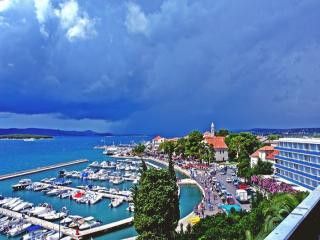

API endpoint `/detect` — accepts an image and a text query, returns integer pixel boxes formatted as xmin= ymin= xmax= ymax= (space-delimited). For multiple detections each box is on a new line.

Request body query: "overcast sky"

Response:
xmin=0 ymin=0 xmax=319 ymax=135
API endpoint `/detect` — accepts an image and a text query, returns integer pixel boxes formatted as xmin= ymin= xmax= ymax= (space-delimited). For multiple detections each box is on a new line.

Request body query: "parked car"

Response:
xmin=226 ymin=177 xmax=232 ymax=183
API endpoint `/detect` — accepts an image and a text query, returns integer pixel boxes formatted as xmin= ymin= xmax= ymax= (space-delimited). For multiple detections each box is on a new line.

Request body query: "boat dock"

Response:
xmin=0 ymin=206 xmax=133 ymax=239
xmin=43 ymin=184 xmax=132 ymax=202
xmin=0 ymin=159 xmax=89 ymax=181
xmin=79 ymin=217 xmax=133 ymax=238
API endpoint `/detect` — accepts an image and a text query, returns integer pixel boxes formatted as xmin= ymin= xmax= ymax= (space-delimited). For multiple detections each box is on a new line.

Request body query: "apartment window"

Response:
xmin=311 ymin=144 xmax=317 ymax=151
xmin=311 ymin=156 xmax=317 ymax=164
xmin=305 ymin=178 xmax=311 ymax=186
xmin=288 ymin=172 xmax=293 ymax=178
xmin=312 ymin=181 xmax=318 ymax=187
xmin=293 ymin=143 xmax=298 ymax=149
xmin=298 ymin=143 xmax=304 ymax=150
xmin=294 ymin=164 xmax=298 ymax=170
xmin=298 ymin=165 xmax=304 ymax=171
xmin=305 ymin=166 xmax=310 ymax=173
xmin=304 ymin=155 xmax=310 ymax=162
xmin=299 ymin=176 xmax=305 ymax=183
xmin=317 ymin=145 xmax=320 ymax=152
xmin=294 ymin=174 xmax=299 ymax=181
xmin=304 ymin=144 xmax=309 ymax=150
xmin=311 ymin=168 xmax=317 ymax=175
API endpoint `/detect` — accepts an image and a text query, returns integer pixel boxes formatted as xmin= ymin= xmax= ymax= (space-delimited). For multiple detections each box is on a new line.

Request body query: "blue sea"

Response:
xmin=0 ymin=136 xmax=202 ymax=239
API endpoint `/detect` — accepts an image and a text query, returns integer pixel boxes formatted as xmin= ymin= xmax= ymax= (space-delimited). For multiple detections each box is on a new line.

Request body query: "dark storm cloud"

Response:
xmin=0 ymin=0 xmax=320 ymax=134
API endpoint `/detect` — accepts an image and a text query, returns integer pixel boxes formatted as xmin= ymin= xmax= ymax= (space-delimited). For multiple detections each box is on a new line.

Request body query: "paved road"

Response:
xmin=192 ymin=164 xmax=251 ymax=217
xmin=215 ymin=166 xmax=251 ymax=211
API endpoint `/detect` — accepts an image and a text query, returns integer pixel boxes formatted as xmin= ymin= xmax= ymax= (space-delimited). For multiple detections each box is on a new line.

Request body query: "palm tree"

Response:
xmin=200 ymin=143 xmax=215 ymax=165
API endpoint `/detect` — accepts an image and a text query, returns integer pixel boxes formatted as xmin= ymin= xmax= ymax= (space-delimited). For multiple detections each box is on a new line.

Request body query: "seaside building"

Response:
xmin=275 ymin=138 xmax=320 ymax=190
xmin=151 ymin=135 xmax=165 ymax=149
xmin=204 ymin=122 xmax=229 ymax=161
xmin=250 ymin=146 xmax=279 ymax=168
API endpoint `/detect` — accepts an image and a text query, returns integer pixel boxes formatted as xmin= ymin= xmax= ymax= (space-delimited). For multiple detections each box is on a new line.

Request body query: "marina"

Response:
xmin=0 ymin=136 xmax=202 ymax=240
xmin=0 ymin=205 xmax=133 ymax=239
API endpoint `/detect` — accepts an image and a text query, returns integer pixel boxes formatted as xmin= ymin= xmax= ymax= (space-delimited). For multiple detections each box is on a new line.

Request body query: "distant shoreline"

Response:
xmin=0 ymin=134 xmax=53 ymax=140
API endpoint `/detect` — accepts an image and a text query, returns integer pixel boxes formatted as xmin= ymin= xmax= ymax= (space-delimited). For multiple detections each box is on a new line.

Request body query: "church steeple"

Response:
xmin=211 ymin=122 xmax=215 ymax=136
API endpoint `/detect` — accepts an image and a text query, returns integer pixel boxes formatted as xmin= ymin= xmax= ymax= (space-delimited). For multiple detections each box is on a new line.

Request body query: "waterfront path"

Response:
xmin=0 ymin=159 xmax=89 ymax=181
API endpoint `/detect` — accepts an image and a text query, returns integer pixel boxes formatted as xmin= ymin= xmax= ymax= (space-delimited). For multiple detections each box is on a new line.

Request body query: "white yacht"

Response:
xmin=12 ymin=179 xmax=32 ymax=190
xmin=7 ymin=223 xmax=32 ymax=237
xmin=109 ymin=198 xmax=124 ymax=208
xmin=22 ymin=229 xmax=48 ymax=240
xmin=126 ymin=202 xmax=135 ymax=212
xmin=9 ymin=199 xmax=23 ymax=209
xmin=103 ymin=145 xmax=118 ymax=155
xmin=2 ymin=198 xmax=20 ymax=208
xmin=79 ymin=220 xmax=101 ymax=230
xmin=12 ymin=202 xmax=33 ymax=212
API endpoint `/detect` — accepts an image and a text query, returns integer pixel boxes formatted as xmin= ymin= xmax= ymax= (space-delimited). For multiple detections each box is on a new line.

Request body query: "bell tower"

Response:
xmin=211 ymin=122 xmax=215 ymax=136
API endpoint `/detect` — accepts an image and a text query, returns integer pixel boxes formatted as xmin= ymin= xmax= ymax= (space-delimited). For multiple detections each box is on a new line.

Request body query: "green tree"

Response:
xmin=185 ymin=130 xmax=204 ymax=161
xmin=133 ymin=143 xmax=147 ymax=171
xmin=175 ymin=138 xmax=186 ymax=158
xmin=216 ymin=129 xmax=229 ymax=137
xmin=201 ymin=143 xmax=215 ymax=165
xmin=252 ymin=159 xmax=273 ymax=175
xmin=225 ymin=133 xmax=262 ymax=161
xmin=237 ymin=157 xmax=252 ymax=182
xmin=159 ymin=141 xmax=176 ymax=161
xmin=159 ymin=140 xmax=177 ymax=181
xmin=133 ymin=168 xmax=180 ymax=239
xmin=267 ymin=134 xmax=280 ymax=140
xmin=177 ymin=192 xmax=308 ymax=240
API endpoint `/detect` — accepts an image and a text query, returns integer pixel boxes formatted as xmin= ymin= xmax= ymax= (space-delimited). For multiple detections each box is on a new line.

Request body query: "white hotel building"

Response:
xmin=275 ymin=138 xmax=320 ymax=190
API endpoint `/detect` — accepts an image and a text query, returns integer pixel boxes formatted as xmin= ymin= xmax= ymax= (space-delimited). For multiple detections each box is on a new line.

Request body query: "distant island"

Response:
xmin=0 ymin=128 xmax=148 ymax=137
xmin=0 ymin=128 xmax=113 ymax=137
xmin=0 ymin=134 xmax=53 ymax=140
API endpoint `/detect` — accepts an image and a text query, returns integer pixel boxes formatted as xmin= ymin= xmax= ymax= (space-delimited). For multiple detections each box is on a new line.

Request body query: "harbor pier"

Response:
xmin=0 ymin=159 xmax=89 ymax=181
xmin=0 ymin=206 xmax=133 ymax=239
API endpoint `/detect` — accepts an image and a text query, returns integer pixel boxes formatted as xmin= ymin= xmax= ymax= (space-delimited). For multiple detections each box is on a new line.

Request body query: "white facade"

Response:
xmin=215 ymin=149 xmax=228 ymax=161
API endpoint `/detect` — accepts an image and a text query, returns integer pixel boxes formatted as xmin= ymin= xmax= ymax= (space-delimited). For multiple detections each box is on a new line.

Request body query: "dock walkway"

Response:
xmin=0 ymin=207 xmax=133 ymax=239
xmin=0 ymin=159 xmax=89 ymax=181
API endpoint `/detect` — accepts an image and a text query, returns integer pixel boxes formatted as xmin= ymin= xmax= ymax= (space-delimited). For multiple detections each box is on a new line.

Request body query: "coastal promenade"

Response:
xmin=0 ymin=159 xmax=89 ymax=181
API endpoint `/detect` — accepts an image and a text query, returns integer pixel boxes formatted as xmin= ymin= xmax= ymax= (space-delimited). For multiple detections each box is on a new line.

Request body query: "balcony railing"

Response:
xmin=265 ymin=186 xmax=320 ymax=240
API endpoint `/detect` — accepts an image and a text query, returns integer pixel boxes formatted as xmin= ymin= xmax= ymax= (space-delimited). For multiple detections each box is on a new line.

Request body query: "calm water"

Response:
xmin=0 ymin=137 xmax=202 ymax=239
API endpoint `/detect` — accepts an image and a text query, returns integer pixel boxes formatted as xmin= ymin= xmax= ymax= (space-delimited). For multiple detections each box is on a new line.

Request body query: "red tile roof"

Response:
xmin=205 ymin=136 xmax=228 ymax=149
xmin=259 ymin=146 xmax=275 ymax=151
xmin=266 ymin=150 xmax=279 ymax=160
xmin=153 ymin=136 xmax=162 ymax=141
xmin=250 ymin=146 xmax=279 ymax=160
xmin=250 ymin=150 xmax=260 ymax=158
